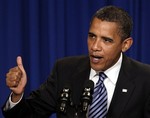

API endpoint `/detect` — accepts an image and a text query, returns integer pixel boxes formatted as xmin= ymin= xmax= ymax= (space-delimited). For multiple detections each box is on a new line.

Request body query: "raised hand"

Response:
xmin=6 ymin=56 xmax=27 ymax=102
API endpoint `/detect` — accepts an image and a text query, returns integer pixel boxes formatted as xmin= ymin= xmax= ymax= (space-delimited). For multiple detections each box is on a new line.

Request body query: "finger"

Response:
xmin=17 ymin=56 xmax=25 ymax=73
xmin=9 ymin=67 xmax=19 ymax=72
xmin=6 ymin=71 xmax=22 ymax=81
xmin=6 ymin=79 xmax=19 ymax=87
xmin=6 ymin=74 xmax=20 ymax=83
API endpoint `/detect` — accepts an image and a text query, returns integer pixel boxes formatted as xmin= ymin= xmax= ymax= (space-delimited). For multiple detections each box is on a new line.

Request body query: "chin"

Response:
xmin=91 ymin=64 xmax=104 ymax=71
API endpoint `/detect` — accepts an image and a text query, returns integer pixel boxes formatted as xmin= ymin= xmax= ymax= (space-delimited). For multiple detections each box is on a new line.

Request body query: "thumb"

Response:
xmin=17 ymin=56 xmax=25 ymax=73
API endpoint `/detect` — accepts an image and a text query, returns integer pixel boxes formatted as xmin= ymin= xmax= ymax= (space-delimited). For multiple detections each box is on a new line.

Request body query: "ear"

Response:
xmin=122 ymin=37 xmax=133 ymax=52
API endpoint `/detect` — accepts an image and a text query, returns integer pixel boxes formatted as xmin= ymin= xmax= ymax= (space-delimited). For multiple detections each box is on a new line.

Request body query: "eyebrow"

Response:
xmin=88 ymin=32 xmax=96 ymax=37
xmin=101 ymin=36 xmax=114 ymax=42
xmin=88 ymin=32 xmax=113 ymax=40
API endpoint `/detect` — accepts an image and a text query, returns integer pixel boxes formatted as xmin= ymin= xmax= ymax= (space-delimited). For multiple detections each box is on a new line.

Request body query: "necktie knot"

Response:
xmin=96 ymin=72 xmax=107 ymax=86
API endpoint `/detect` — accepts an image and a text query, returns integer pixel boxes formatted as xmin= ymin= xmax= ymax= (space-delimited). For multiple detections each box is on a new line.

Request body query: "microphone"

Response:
xmin=59 ymin=85 xmax=71 ymax=114
xmin=81 ymin=80 xmax=94 ymax=112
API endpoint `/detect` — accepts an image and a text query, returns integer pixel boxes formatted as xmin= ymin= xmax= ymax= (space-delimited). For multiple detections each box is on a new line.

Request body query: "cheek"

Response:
xmin=103 ymin=52 xmax=118 ymax=70
xmin=104 ymin=47 xmax=121 ymax=61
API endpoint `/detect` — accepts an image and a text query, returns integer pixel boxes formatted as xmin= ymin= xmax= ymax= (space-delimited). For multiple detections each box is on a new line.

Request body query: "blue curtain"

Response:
xmin=0 ymin=0 xmax=150 ymax=118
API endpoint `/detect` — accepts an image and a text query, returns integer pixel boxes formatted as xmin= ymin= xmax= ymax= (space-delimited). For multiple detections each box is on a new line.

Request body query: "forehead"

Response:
xmin=90 ymin=18 xmax=118 ymax=30
xmin=90 ymin=18 xmax=120 ymax=36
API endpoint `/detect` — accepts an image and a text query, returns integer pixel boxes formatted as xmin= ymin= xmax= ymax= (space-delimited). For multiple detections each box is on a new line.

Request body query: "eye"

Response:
xmin=88 ymin=33 xmax=96 ymax=39
xmin=102 ymin=37 xmax=113 ymax=43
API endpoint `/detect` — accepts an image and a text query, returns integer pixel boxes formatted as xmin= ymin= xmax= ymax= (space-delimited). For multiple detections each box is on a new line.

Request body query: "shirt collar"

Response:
xmin=90 ymin=53 xmax=123 ymax=85
xmin=104 ymin=53 xmax=122 ymax=85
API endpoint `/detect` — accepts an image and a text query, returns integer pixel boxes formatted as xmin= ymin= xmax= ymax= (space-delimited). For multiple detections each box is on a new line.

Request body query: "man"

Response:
xmin=2 ymin=5 xmax=150 ymax=118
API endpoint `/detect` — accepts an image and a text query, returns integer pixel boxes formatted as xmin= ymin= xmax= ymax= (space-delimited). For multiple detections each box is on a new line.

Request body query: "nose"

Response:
xmin=91 ymin=39 xmax=101 ymax=51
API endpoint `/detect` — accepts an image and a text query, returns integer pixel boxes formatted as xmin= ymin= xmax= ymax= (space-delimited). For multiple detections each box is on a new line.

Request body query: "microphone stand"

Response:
xmin=74 ymin=105 xmax=79 ymax=118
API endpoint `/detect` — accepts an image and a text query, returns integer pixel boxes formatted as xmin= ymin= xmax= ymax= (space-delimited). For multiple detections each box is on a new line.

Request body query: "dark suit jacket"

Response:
xmin=2 ymin=54 xmax=150 ymax=118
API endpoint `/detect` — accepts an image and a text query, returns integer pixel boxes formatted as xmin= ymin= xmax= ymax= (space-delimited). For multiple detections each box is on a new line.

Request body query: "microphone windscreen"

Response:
xmin=63 ymin=82 xmax=71 ymax=90
xmin=83 ymin=80 xmax=94 ymax=92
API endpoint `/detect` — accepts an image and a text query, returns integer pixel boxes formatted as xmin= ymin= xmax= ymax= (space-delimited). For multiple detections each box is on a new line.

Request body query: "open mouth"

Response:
xmin=90 ymin=55 xmax=103 ymax=63
xmin=91 ymin=55 xmax=102 ymax=59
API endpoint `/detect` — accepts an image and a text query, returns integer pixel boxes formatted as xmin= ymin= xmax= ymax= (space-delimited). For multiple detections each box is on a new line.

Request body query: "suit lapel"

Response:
xmin=107 ymin=55 xmax=136 ymax=118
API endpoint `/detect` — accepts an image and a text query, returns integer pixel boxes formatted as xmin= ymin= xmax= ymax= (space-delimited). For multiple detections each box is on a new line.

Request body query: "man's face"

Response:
xmin=88 ymin=18 xmax=126 ymax=71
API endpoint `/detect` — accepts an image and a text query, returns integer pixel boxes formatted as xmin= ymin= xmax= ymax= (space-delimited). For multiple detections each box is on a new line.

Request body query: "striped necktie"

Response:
xmin=88 ymin=72 xmax=108 ymax=118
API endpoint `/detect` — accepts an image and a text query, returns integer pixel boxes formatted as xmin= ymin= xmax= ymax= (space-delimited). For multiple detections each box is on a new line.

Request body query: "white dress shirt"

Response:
xmin=89 ymin=53 xmax=122 ymax=109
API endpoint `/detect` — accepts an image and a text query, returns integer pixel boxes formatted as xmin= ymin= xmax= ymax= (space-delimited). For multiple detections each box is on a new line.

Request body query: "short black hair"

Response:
xmin=91 ymin=5 xmax=133 ymax=41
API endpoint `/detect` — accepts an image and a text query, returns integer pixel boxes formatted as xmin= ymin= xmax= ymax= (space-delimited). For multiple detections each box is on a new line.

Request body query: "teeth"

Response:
xmin=93 ymin=58 xmax=99 ymax=61
xmin=91 ymin=55 xmax=103 ymax=63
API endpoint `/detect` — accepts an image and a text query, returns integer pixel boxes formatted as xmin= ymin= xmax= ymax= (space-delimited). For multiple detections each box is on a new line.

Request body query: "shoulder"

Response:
xmin=128 ymin=57 xmax=150 ymax=69
xmin=123 ymin=55 xmax=150 ymax=75
xmin=56 ymin=55 xmax=89 ymax=65
xmin=121 ymin=55 xmax=150 ymax=88
xmin=53 ymin=55 xmax=90 ymax=69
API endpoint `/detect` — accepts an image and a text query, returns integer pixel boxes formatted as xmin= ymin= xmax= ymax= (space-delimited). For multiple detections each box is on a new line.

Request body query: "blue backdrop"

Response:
xmin=0 ymin=0 xmax=150 ymax=118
